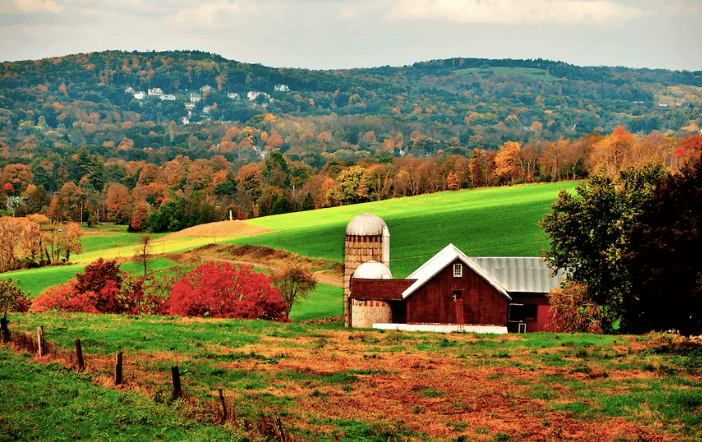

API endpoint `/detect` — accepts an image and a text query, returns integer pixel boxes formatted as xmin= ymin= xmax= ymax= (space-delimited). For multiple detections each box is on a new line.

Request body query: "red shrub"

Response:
xmin=169 ymin=262 xmax=289 ymax=321
xmin=31 ymin=258 xmax=126 ymax=314
xmin=31 ymin=279 xmax=99 ymax=313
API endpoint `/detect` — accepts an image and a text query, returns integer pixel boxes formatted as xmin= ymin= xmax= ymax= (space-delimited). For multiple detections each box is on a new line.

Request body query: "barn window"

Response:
xmin=453 ymin=263 xmax=463 ymax=277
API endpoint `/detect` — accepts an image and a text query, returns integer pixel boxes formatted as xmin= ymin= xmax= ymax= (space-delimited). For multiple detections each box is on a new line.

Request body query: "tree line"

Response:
xmin=1 ymin=128 xmax=700 ymax=239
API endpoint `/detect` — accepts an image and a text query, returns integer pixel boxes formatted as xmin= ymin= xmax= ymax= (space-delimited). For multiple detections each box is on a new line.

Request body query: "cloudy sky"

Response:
xmin=2 ymin=0 xmax=701 ymax=71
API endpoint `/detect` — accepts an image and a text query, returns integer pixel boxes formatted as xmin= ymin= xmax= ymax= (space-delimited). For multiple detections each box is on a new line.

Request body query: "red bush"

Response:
xmin=169 ymin=262 xmax=289 ymax=321
xmin=31 ymin=258 xmax=126 ymax=314
xmin=31 ymin=280 xmax=99 ymax=313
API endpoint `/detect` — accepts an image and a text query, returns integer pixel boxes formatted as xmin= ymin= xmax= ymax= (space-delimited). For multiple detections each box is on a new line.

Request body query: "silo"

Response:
xmin=350 ymin=261 xmax=393 ymax=328
xmin=344 ymin=213 xmax=389 ymax=327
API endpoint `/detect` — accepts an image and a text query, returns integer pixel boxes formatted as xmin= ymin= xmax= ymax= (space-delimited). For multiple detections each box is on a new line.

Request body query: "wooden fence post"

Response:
xmin=218 ymin=388 xmax=228 ymax=422
xmin=75 ymin=339 xmax=85 ymax=372
xmin=272 ymin=411 xmax=285 ymax=442
xmin=171 ymin=366 xmax=182 ymax=400
xmin=0 ymin=315 xmax=10 ymax=343
xmin=115 ymin=352 xmax=123 ymax=385
xmin=37 ymin=326 xmax=45 ymax=356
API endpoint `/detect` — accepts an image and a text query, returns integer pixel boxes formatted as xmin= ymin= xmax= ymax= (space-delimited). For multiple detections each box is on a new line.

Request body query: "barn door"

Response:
xmin=453 ymin=290 xmax=464 ymax=325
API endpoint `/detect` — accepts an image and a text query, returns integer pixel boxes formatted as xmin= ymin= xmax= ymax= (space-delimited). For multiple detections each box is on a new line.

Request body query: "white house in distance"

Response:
xmin=247 ymin=91 xmax=271 ymax=101
xmin=148 ymin=88 xmax=163 ymax=96
xmin=274 ymin=84 xmax=290 ymax=92
xmin=160 ymin=94 xmax=176 ymax=101
xmin=227 ymin=92 xmax=240 ymax=100
xmin=133 ymin=91 xmax=146 ymax=100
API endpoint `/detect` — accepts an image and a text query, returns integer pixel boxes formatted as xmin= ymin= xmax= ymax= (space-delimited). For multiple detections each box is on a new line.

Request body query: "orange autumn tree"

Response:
xmin=591 ymin=126 xmax=634 ymax=177
xmin=495 ymin=141 xmax=522 ymax=183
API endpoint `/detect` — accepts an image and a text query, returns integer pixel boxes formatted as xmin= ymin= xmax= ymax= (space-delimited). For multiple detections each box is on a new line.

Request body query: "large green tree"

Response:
xmin=622 ymin=159 xmax=702 ymax=335
xmin=540 ymin=163 xmax=666 ymax=330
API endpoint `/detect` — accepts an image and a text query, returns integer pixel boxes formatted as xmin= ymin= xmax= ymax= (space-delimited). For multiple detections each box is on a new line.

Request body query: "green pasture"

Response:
xmin=9 ymin=258 xmax=183 ymax=298
xmin=239 ymin=182 xmax=578 ymax=277
xmin=0 ymin=350 xmax=239 ymax=441
xmin=4 ymin=313 xmax=702 ymax=441
xmin=455 ymin=66 xmax=558 ymax=81
xmin=289 ymin=284 xmax=343 ymax=322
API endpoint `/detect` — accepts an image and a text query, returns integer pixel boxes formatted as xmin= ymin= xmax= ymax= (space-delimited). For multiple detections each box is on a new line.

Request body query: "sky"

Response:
xmin=2 ymin=0 xmax=701 ymax=72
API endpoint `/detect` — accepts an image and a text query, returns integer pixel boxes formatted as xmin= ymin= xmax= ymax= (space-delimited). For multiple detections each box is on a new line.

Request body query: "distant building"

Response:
xmin=124 ymin=86 xmax=135 ymax=94
xmin=190 ymin=93 xmax=202 ymax=103
xmin=227 ymin=92 xmax=240 ymax=100
xmin=180 ymin=116 xmax=190 ymax=125
xmin=199 ymin=85 xmax=214 ymax=92
xmin=133 ymin=91 xmax=146 ymax=100
xmin=148 ymin=88 xmax=164 ymax=96
xmin=274 ymin=84 xmax=289 ymax=92
xmin=160 ymin=94 xmax=176 ymax=101
xmin=247 ymin=91 xmax=271 ymax=101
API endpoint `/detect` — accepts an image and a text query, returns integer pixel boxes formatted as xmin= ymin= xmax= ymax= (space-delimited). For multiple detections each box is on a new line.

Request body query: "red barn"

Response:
xmin=350 ymin=244 xmax=563 ymax=333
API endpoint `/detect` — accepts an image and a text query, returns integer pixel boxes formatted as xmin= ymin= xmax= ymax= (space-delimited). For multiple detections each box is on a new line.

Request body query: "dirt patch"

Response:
xmin=156 ymin=220 xmax=270 ymax=242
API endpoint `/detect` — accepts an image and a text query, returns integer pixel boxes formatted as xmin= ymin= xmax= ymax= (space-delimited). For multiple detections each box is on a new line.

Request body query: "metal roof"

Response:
xmin=401 ymin=244 xmax=564 ymax=300
xmin=466 ymin=257 xmax=565 ymax=293
xmin=345 ymin=213 xmax=387 ymax=236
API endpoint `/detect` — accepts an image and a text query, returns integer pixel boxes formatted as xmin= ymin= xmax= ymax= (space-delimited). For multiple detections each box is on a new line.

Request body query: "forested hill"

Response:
xmin=2 ymin=50 xmax=701 ymax=165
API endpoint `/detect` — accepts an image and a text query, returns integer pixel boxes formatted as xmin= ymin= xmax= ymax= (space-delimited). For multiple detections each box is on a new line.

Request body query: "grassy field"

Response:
xmin=11 ymin=258 xmax=183 ymax=297
xmin=455 ymin=67 xmax=558 ymax=81
xmin=237 ymin=182 xmax=578 ymax=277
xmin=6 ymin=182 xmax=575 ymax=317
xmin=2 ymin=181 xmax=702 ymax=441
xmin=3 ymin=313 xmax=701 ymax=441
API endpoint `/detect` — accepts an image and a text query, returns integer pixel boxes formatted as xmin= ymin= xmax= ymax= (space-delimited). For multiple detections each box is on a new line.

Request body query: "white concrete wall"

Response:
xmin=372 ymin=323 xmax=508 ymax=334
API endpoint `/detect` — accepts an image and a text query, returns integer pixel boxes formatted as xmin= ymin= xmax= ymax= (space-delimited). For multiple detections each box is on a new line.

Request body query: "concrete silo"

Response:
xmin=344 ymin=213 xmax=390 ymax=327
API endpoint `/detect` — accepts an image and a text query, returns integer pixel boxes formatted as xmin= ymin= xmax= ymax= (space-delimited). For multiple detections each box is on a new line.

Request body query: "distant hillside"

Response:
xmin=1 ymin=50 xmax=701 ymax=166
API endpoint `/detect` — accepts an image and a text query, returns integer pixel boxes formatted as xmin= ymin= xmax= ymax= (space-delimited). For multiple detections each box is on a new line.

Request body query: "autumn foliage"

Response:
xmin=169 ymin=262 xmax=289 ymax=321
xmin=546 ymin=281 xmax=602 ymax=334
xmin=30 ymin=259 xmax=288 ymax=322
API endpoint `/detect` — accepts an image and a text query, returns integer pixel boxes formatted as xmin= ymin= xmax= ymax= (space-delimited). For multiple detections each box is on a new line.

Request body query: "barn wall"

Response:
xmin=405 ymin=259 xmax=509 ymax=326
xmin=509 ymin=294 xmax=551 ymax=332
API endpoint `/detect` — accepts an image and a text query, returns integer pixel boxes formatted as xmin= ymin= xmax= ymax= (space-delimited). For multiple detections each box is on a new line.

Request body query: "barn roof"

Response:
xmin=402 ymin=244 xmax=512 ymax=300
xmin=467 ymin=257 xmax=565 ymax=294
xmin=401 ymin=244 xmax=564 ymax=300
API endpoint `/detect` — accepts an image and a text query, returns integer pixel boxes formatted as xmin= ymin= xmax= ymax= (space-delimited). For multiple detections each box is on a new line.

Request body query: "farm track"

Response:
xmin=199 ymin=256 xmax=344 ymax=287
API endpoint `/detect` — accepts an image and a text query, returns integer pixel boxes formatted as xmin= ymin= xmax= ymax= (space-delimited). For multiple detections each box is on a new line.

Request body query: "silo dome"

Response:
xmin=352 ymin=261 xmax=393 ymax=280
xmin=345 ymin=213 xmax=387 ymax=236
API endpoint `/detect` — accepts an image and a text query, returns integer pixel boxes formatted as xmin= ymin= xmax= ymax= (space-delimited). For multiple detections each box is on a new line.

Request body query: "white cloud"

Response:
xmin=387 ymin=0 xmax=651 ymax=24
xmin=173 ymin=1 xmax=257 ymax=25
xmin=12 ymin=0 xmax=63 ymax=14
